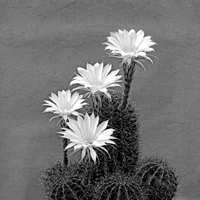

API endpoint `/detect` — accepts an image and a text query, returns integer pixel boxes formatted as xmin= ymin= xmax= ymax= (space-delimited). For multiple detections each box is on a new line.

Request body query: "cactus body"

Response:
xmin=135 ymin=157 xmax=179 ymax=200
xmin=93 ymin=171 xmax=147 ymax=200
xmin=50 ymin=178 xmax=87 ymax=200
xmin=39 ymin=161 xmax=95 ymax=200
xmin=85 ymin=91 xmax=141 ymax=175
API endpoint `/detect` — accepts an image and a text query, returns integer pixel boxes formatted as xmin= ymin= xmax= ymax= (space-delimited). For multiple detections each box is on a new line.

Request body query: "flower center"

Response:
xmin=122 ymin=43 xmax=137 ymax=54
xmin=90 ymin=85 xmax=102 ymax=93
xmin=123 ymin=46 xmax=130 ymax=53
xmin=63 ymin=109 xmax=69 ymax=114
xmin=86 ymin=140 xmax=93 ymax=144
xmin=83 ymin=139 xmax=93 ymax=148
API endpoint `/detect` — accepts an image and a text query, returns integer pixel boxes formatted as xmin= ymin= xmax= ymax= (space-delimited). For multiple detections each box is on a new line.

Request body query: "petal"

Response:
xmin=58 ymin=129 xmax=81 ymax=141
xmin=97 ymin=129 xmax=114 ymax=140
xmin=95 ymin=120 xmax=109 ymax=138
xmin=104 ymin=91 xmax=111 ymax=99
xmin=101 ymin=63 xmax=112 ymax=81
xmin=49 ymin=115 xmax=60 ymax=122
xmin=89 ymin=147 xmax=97 ymax=163
xmin=94 ymin=62 xmax=103 ymax=81
xmin=142 ymin=47 xmax=155 ymax=52
xmin=103 ymin=69 xmax=120 ymax=84
xmin=104 ymin=43 xmax=120 ymax=51
xmin=90 ymin=113 xmax=99 ymax=134
xmin=107 ymin=37 xmax=122 ymax=49
xmin=135 ymin=30 xmax=144 ymax=46
xmin=74 ymin=143 xmax=83 ymax=150
xmin=137 ymin=39 xmax=154 ymax=52
xmin=106 ymin=83 xmax=122 ymax=88
xmin=66 ymin=119 xmax=82 ymax=137
xmin=84 ymin=113 xmax=91 ymax=137
xmin=97 ymin=146 xmax=111 ymax=158
xmin=49 ymin=93 xmax=60 ymax=106
xmin=71 ymin=111 xmax=80 ymax=116
xmin=71 ymin=86 xmax=86 ymax=91
xmin=43 ymin=106 xmax=57 ymax=113
xmin=133 ymin=59 xmax=146 ymax=71
xmin=123 ymin=29 xmax=131 ymax=48
xmin=77 ymin=115 xmax=86 ymax=137
xmin=99 ymin=139 xmax=116 ymax=145
xmin=142 ymin=55 xmax=154 ymax=63
xmin=43 ymin=100 xmax=58 ymax=109
xmin=103 ymin=76 xmax=122 ymax=86
xmin=137 ymin=51 xmax=146 ymax=57
xmin=129 ymin=29 xmax=136 ymax=39
xmin=116 ymin=30 xmax=124 ymax=42
xmin=80 ymin=148 xmax=86 ymax=162
xmin=70 ymin=92 xmax=79 ymax=106
xmin=78 ymin=67 xmax=93 ymax=84
xmin=86 ymin=63 xmax=96 ymax=80
xmin=65 ymin=142 xmax=76 ymax=150
xmin=65 ymin=90 xmax=71 ymax=102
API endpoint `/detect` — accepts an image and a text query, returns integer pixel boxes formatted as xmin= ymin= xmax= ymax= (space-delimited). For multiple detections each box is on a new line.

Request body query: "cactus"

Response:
xmin=135 ymin=156 xmax=179 ymax=200
xmin=60 ymin=116 xmax=77 ymax=166
xmin=92 ymin=170 xmax=147 ymax=200
xmin=85 ymin=90 xmax=141 ymax=175
xmin=39 ymin=160 xmax=96 ymax=200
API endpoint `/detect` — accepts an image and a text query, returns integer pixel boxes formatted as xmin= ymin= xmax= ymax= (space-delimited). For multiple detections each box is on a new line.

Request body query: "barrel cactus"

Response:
xmin=39 ymin=160 xmax=96 ymax=200
xmin=92 ymin=170 xmax=147 ymax=200
xmin=135 ymin=156 xmax=179 ymax=200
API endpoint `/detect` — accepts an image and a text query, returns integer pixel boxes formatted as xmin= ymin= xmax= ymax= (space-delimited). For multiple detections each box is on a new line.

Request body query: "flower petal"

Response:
xmin=95 ymin=120 xmax=109 ymax=138
xmin=88 ymin=147 xmax=97 ymax=163
xmin=80 ymin=148 xmax=87 ymax=162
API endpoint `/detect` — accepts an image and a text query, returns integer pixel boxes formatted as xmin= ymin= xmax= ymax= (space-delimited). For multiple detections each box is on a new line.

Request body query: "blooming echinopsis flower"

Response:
xmin=103 ymin=29 xmax=156 ymax=70
xmin=58 ymin=113 xmax=116 ymax=163
xmin=43 ymin=90 xmax=87 ymax=122
xmin=70 ymin=62 xmax=122 ymax=99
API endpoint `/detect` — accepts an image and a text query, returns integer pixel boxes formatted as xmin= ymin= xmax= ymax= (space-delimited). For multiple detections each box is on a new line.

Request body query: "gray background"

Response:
xmin=0 ymin=0 xmax=200 ymax=199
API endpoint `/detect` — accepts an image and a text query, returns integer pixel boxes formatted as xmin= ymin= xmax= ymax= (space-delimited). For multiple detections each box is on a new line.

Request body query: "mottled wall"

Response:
xmin=0 ymin=0 xmax=199 ymax=199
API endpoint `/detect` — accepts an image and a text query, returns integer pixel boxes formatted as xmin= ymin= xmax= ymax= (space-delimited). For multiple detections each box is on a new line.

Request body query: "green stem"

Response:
xmin=63 ymin=138 xmax=68 ymax=166
xmin=118 ymin=62 xmax=136 ymax=111
xmin=60 ymin=118 xmax=68 ymax=166
xmin=92 ymin=94 xmax=102 ymax=117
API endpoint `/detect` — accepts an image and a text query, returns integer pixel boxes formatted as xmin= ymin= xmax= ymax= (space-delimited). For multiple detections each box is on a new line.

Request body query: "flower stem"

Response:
xmin=63 ymin=138 xmax=68 ymax=166
xmin=60 ymin=118 xmax=68 ymax=166
xmin=92 ymin=94 xmax=102 ymax=117
xmin=118 ymin=62 xmax=136 ymax=111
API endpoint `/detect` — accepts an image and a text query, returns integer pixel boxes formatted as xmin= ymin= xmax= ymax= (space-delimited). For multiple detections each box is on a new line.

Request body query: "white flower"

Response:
xmin=70 ymin=62 xmax=122 ymax=99
xmin=103 ymin=29 xmax=156 ymax=70
xmin=58 ymin=113 xmax=116 ymax=163
xmin=43 ymin=90 xmax=87 ymax=122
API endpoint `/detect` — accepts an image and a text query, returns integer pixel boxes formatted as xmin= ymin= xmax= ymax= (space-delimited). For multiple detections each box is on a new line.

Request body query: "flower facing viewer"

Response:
xmin=70 ymin=62 xmax=122 ymax=99
xmin=103 ymin=29 xmax=156 ymax=70
xmin=43 ymin=90 xmax=87 ymax=122
xmin=58 ymin=113 xmax=116 ymax=163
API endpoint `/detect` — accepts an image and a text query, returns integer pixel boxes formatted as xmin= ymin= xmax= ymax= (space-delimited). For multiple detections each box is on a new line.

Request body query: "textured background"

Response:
xmin=0 ymin=0 xmax=200 ymax=199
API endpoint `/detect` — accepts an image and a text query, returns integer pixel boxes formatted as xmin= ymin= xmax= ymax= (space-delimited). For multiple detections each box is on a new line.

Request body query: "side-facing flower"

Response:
xmin=58 ymin=113 xmax=117 ymax=163
xmin=43 ymin=90 xmax=87 ymax=122
xmin=70 ymin=62 xmax=122 ymax=99
xmin=103 ymin=29 xmax=156 ymax=70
